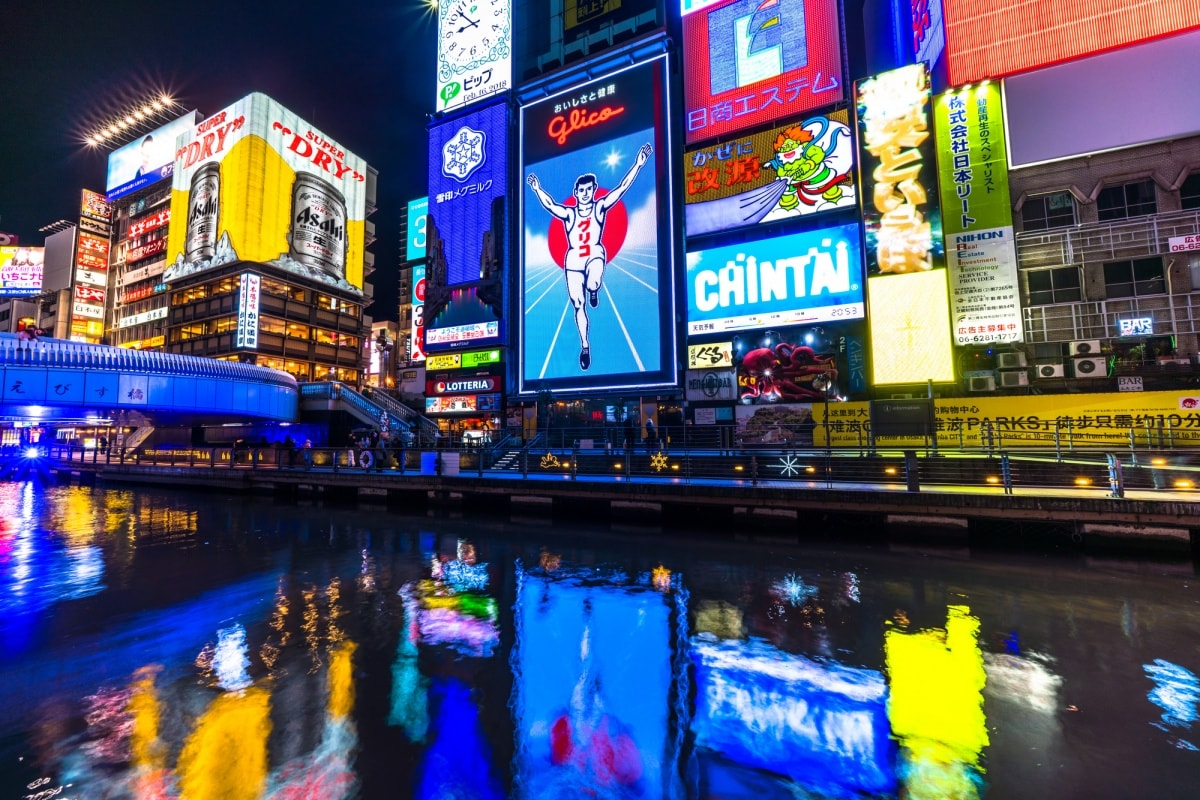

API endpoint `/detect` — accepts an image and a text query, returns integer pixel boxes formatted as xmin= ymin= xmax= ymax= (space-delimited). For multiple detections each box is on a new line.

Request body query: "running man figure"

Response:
xmin=527 ymin=143 xmax=653 ymax=370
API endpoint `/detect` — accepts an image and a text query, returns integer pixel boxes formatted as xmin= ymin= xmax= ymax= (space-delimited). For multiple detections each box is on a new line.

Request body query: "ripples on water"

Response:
xmin=0 ymin=484 xmax=1197 ymax=799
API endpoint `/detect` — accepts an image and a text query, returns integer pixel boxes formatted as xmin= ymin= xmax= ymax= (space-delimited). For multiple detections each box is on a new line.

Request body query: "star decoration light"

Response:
xmin=650 ymin=451 xmax=669 ymax=472
xmin=777 ymin=454 xmax=802 ymax=476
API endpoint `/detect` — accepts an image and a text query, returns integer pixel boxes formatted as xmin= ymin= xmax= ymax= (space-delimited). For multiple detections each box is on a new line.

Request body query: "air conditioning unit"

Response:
xmin=999 ymin=370 xmax=1029 ymax=387
xmin=1036 ymin=362 xmax=1066 ymax=379
xmin=1073 ymin=356 xmax=1107 ymax=378
xmin=997 ymin=352 xmax=1027 ymax=369
xmin=968 ymin=375 xmax=996 ymax=392
xmin=1069 ymin=340 xmax=1103 ymax=356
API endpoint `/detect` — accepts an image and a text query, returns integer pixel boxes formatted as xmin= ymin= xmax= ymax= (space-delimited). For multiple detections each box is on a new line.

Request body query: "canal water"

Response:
xmin=0 ymin=484 xmax=1197 ymax=799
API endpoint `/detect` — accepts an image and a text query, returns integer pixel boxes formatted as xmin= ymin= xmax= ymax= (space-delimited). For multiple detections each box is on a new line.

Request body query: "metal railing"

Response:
xmin=359 ymin=386 xmax=439 ymax=443
xmin=298 ymin=382 xmax=424 ymax=443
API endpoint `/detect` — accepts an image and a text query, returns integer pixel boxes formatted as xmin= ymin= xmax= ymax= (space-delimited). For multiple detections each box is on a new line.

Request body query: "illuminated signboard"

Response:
xmin=74 ymin=285 xmax=105 ymax=305
xmin=691 ymin=637 xmax=895 ymax=795
xmin=406 ymin=196 xmax=428 ymax=260
xmin=164 ymin=94 xmax=369 ymax=295
xmin=411 ymin=264 xmax=427 ymax=363
xmin=911 ymin=0 xmax=945 ymax=68
xmin=81 ymin=189 xmax=111 ymax=222
xmin=105 ymin=112 xmax=200 ymax=202
xmin=76 ymin=269 xmax=107 ymax=288
xmin=732 ymin=323 xmax=864 ymax=402
xmin=512 ymin=565 xmax=685 ymax=798
xmin=118 ymin=307 xmax=168 ymax=328
xmin=944 ymin=0 xmax=1200 ymax=85
xmin=236 ymin=273 xmax=261 ymax=349
xmin=127 ymin=239 xmax=167 ymax=264
xmin=73 ymin=302 xmax=105 ymax=320
xmin=0 ymin=247 xmax=45 ymax=296
xmin=1118 ymin=317 xmax=1154 ymax=337
xmin=857 ymin=63 xmax=953 ymax=385
xmin=426 ymin=352 xmax=462 ymax=371
xmin=129 ymin=209 xmax=171 ymax=240
xmin=519 ymin=54 xmax=677 ymax=395
xmin=688 ymin=342 xmax=734 ymax=369
xmin=424 ymin=103 xmax=507 ymax=352
xmin=436 ymin=0 xmax=511 ymax=112
xmin=681 ymin=0 xmax=845 ymax=144
xmin=462 ymin=348 xmax=502 ymax=368
xmin=426 ymin=376 xmax=502 ymax=395
xmin=934 ymin=84 xmax=1022 ymax=345
xmin=683 ymin=110 xmax=855 ymax=236
xmin=425 ymin=393 xmax=502 ymax=414
xmin=686 ymin=223 xmax=864 ymax=335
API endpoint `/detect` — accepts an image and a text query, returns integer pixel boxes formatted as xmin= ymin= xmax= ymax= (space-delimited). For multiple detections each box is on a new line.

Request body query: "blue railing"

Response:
xmin=0 ymin=334 xmax=297 ymax=390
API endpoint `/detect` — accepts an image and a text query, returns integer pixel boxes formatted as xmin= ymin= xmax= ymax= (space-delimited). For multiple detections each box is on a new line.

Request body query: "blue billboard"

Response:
xmin=686 ymin=222 xmax=865 ymax=335
xmin=425 ymin=103 xmax=507 ymax=351
xmin=105 ymin=112 xmax=199 ymax=202
xmin=518 ymin=54 xmax=678 ymax=396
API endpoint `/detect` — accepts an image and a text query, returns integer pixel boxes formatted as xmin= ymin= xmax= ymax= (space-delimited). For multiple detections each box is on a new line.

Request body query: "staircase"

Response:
xmin=491 ymin=450 xmax=524 ymax=471
xmin=121 ymin=426 xmax=155 ymax=452
xmin=361 ymin=387 xmax=439 ymax=446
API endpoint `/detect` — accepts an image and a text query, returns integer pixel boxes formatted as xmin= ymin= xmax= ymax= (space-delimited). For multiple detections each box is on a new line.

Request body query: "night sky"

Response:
xmin=0 ymin=0 xmax=439 ymax=321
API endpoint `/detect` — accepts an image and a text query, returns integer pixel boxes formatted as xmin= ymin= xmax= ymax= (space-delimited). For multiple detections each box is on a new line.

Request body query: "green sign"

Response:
xmin=461 ymin=349 xmax=502 ymax=369
xmin=934 ymin=83 xmax=1014 ymax=236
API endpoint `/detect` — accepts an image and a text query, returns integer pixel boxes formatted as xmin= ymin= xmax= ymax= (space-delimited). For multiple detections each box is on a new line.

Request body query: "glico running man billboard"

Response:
xmin=681 ymin=0 xmax=845 ymax=144
xmin=424 ymin=102 xmax=507 ymax=352
xmin=163 ymin=93 xmax=369 ymax=295
xmin=105 ymin=112 xmax=200 ymax=202
xmin=519 ymin=54 xmax=677 ymax=395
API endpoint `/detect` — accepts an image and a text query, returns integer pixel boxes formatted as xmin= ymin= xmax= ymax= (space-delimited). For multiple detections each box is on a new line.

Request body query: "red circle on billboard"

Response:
xmin=546 ymin=188 xmax=629 ymax=270
xmin=415 ymin=278 xmax=426 ymax=302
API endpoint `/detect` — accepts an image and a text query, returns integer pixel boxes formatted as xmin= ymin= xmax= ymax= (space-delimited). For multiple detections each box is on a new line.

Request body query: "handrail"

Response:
xmin=298 ymin=381 xmax=428 ymax=441
xmin=360 ymin=386 xmax=439 ymax=440
xmin=0 ymin=334 xmax=297 ymax=389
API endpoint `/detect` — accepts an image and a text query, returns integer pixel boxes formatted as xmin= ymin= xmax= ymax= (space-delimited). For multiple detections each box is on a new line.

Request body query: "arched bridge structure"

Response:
xmin=0 ymin=334 xmax=298 ymax=423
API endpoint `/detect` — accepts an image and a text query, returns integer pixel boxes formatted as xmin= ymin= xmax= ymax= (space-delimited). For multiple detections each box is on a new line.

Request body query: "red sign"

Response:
xmin=129 ymin=209 xmax=171 ymax=240
xmin=75 ymin=285 xmax=106 ymax=304
xmin=127 ymin=239 xmax=166 ymax=263
xmin=77 ymin=232 xmax=109 ymax=256
xmin=945 ymin=0 xmax=1200 ymax=84
xmin=547 ymin=105 xmax=626 ymax=147
xmin=426 ymin=376 xmax=500 ymax=395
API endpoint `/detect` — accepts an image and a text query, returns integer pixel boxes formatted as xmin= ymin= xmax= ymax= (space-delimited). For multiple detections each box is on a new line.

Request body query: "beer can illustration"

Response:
xmin=288 ymin=174 xmax=347 ymax=281
xmin=185 ymin=162 xmax=221 ymax=263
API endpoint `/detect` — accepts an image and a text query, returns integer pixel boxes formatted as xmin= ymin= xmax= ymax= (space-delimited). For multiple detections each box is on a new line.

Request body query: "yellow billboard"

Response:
xmin=816 ymin=389 xmax=1200 ymax=448
xmin=164 ymin=93 xmax=368 ymax=294
xmin=867 ymin=272 xmax=955 ymax=385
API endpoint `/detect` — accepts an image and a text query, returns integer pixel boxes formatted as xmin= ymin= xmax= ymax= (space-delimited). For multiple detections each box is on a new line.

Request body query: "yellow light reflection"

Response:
xmin=885 ymin=605 xmax=988 ymax=798
xmin=868 ymin=271 xmax=956 ymax=385
xmin=177 ymin=687 xmax=272 ymax=800
xmin=328 ymin=641 xmax=357 ymax=718
xmin=651 ymin=565 xmax=671 ymax=592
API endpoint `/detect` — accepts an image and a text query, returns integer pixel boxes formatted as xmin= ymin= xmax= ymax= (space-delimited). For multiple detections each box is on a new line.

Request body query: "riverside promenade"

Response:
xmin=35 ymin=443 xmax=1200 ymax=556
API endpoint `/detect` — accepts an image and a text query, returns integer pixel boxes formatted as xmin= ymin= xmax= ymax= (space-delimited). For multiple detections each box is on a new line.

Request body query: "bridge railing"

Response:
xmin=299 ymin=382 xmax=425 ymax=443
xmin=0 ymin=334 xmax=297 ymax=389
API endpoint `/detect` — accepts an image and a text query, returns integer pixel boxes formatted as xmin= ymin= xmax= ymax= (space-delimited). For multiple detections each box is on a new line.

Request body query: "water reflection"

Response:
xmin=1 ymin=487 xmax=1198 ymax=798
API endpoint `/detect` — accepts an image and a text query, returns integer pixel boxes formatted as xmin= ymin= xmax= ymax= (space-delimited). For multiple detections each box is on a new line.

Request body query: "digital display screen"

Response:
xmin=424 ymin=285 xmax=503 ymax=352
xmin=681 ymin=0 xmax=845 ymax=144
xmin=683 ymin=109 xmax=855 ymax=237
xmin=511 ymin=565 xmax=685 ymax=799
xmin=163 ymin=93 xmax=369 ymax=294
xmin=105 ymin=112 xmax=199 ymax=201
xmin=436 ymin=0 xmax=512 ymax=112
xmin=944 ymin=0 xmax=1200 ymax=85
xmin=686 ymin=222 xmax=864 ymax=335
xmin=518 ymin=54 xmax=677 ymax=395
xmin=867 ymin=271 xmax=956 ymax=384
xmin=407 ymin=196 xmax=428 ymax=260
xmin=411 ymin=264 xmax=426 ymax=363
xmin=691 ymin=636 xmax=895 ymax=795
xmin=0 ymin=246 xmax=45 ymax=296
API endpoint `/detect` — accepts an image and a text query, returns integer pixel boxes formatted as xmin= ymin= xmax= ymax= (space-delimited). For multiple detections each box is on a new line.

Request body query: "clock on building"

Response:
xmin=436 ymin=0 xmax=511 ymax=110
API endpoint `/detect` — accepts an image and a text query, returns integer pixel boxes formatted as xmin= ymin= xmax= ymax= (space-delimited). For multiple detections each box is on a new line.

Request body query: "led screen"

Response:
xmin=163 ymin=94 xmax=369 ymax=294
xmin=511 ymin=565 xmax=684 ymax=799
xmin=943 ymin=0 xmax=1200 ymax=85
xmin=691 ymin=636 xmax=895 ymax=795
xmin=105 ymin=112 xmax=200 ymax=201
xmin=911 ymin=0 xmax=946 ymax=69
xmin=933 ymin=84 xmax=1021 ymax=345
xmin=518 ymin=54 xmax=677 ymax=395
xmin=731 ymin=322 xmax=866 ymax=402
xmin=683 ymin=109 xmax=855 ymax=236
xmin=681 ymin=0 xmax=845 ymax=144
xmin=867 ymin=271 xmax=955 ymax=384
xmin=0 ymin=246 xmax=45 ymax=296
xmin=411 ymin=264 xmax=426 ymax=362
xmin=436 ymin=0 xmax=512 ymax=112
xmin=686 ymin=223 xmax=864 ymax=335
xmin=425 ymin=103 xmax=507 ymax=351
xmin=407 ymin=196 xmax=429 ymax=260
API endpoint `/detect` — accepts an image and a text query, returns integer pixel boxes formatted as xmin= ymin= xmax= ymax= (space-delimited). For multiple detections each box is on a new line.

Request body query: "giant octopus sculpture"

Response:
xmin=739 ymin=343 xmax=837 ymax=402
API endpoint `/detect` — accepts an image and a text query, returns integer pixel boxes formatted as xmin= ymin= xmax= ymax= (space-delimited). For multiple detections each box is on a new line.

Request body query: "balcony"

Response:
xmin=1016 ymin=208 xmax=1200 ymax=269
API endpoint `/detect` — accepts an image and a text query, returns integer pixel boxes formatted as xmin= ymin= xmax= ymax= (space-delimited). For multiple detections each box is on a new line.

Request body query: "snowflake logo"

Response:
xmin=442 ymin=125 xmax=486 ymax=182
xmin=540 ymin=452 xmax=560 ymax=469
xmin=650 ymin=451 xmax=669 ymax=472
xmin=777 ymin=454 xmax=802 ymax=476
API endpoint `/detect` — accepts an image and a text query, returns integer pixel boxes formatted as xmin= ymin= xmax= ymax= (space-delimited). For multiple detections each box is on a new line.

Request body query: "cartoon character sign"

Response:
xmin=762 ymin=116 xmax=852 ymax=212
xmin=733 ymin=326 xmax=848 ymax=404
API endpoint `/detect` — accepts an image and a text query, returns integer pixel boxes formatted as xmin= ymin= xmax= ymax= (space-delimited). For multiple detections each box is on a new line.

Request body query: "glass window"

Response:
xmin=1181 ymin=173 xmax=1200 ymax=211
xmin=261 ymin=276 xmax=306 ymax=301
xmin=316 ymin=294 xmax=361 ymax=317
xmin=1026 ymin=267 xmax=1082 ymax=305
xmin=258 ymin=316 xmax=287 ymax=336
xmin=1021 ymin=191 xmax=1076 ymax=231
xmin=1097 ymin=179 xmax=1157 ymax=221
xmin=175 ymin=284 xmax=208 ymax=304
xmin=313 ymin=327 xmax=359 ymax=347
xmin=284 ymin=321 xmax=311 ymax=340
xmin=213 ymin=316 xmax=239 ymax=334
xmin=212 ymin=277 xmax=238 ymax=296
xmin=1103 ymin=257 xmax=1165 ymax=299
xmin=175 ymin=323 xmax=208 ymax=342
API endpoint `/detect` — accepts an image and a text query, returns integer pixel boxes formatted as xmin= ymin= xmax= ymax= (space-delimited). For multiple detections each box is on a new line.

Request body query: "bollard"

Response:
xmin=1106 ymin=453 xmax=1125 ymax=499
xmin=904 ymin=450 xmax=920 ymax=492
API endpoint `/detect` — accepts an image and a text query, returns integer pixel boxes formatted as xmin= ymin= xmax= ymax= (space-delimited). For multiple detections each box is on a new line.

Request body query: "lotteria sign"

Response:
xmin=426 ymin=376 xmax=502 ymax=394
xmin=686 ymin=223 xmax=863 ymax=335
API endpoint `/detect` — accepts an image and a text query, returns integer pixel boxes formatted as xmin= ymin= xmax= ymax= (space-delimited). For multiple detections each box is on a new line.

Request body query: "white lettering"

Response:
xmin=695 ymin=239 xmax=852 ymax=312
